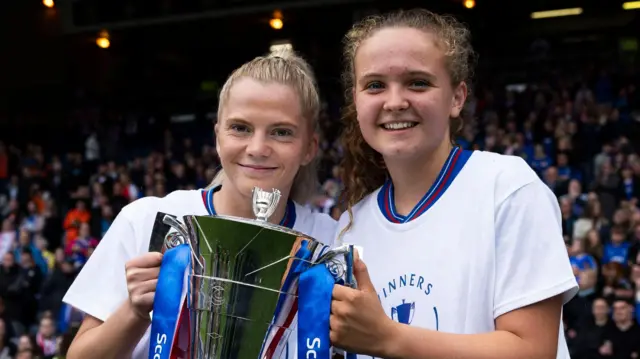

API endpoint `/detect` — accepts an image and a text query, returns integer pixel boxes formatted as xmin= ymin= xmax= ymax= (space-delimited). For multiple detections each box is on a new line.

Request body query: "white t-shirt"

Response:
xmin=335 ymin=148 xmax=579 ymax=359
xmin=63 ymin=188 xmax=337 ymax=359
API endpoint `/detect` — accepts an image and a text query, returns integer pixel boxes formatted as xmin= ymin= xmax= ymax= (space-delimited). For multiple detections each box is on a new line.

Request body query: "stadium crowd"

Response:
xmin=0 ymin=60 xmax=640 ymax=358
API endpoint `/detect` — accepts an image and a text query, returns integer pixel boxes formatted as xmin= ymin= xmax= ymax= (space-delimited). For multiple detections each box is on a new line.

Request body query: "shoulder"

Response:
xmin=467 ymin=151 xmax=542 ymax=204
xmin=336 ymin=187 xmax=381 ymax=236
xmin=483 ymin=151 xmax=560 ymax=229
xmin=120 ymin=189 xmax=203 ymax=219
xmin=107 ymin=189 xmax=206 ymax=254
xmin=292 ymin=202 xmax=337 ymax=245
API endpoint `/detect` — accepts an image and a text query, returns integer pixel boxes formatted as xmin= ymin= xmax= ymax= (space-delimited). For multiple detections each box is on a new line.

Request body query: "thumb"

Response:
xmin=353 ymin=256 xmax=375 ymax=292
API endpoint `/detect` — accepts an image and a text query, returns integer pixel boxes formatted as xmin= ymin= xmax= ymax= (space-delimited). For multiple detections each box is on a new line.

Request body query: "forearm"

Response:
xmin=67 ymin=301 xmax=150 ymax=359
xmin=382 ymin=322 xmax=550 ymax=359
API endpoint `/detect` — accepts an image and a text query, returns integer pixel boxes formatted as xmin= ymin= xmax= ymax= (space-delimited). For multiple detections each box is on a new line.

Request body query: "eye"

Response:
xmin=364 ymin=81 xmax=384 ymax=92
xmin=229 ymin=123 xmax=250 ymax=133
xmin=272 ymin=128 xmax=293 ymax=137
xmin=409 ymin=80 xmax=431 ymax=89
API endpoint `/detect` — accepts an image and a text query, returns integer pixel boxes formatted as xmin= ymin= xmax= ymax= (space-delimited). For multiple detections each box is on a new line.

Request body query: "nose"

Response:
xmin=245 ymin=133 xmax=272 ymax=158
xmin=382 ymin=86 xmax=409 ymax=112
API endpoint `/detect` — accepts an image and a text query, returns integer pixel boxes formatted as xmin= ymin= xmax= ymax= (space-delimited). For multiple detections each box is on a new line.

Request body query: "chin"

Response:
xmin=237 ymin=178 xmax=278 ymax=196
xmin=374 ymin=143 xmax=422 ymax=160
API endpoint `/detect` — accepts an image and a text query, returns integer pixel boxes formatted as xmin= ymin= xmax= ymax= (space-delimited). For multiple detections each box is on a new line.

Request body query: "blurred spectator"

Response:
xmin=17 ymin=250 xmax=43 ymax=332
xmin=35 ymin=317 xmax=56 ymax=359
xmin=568 ymin=298 xmax=610 ymax=359
xmin=603 ymin=226 xmax=631 ymax=265
xmin=569 ymin=238 xmax=598 ymax=302
xmin=0 ymin=221 xmax=15 ymax=261
xmin=0 ymin=317 xmax=17 ymax=358
xmin=601 ymin=299 xmax=640 ymax=359
xmin=61 ymin=201 xmax=90 ymax=256
xmin=600 ymin=262 xmax=634 ymax=304
xmin=20 ymin=202 xmax=43 ymax=236
xmin=0 ymin=253 xmax=22 ymax=335
xmin=39 ymin=259 xmax=75 ymax=318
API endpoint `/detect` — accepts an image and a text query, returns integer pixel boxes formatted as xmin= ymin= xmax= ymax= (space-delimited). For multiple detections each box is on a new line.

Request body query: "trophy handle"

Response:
xmin=161 ymin=215 xmax=204 ymax=270
xmin=162 ymin=215 xmax=189 ymax=248
xmin=280 ymin=243 xmax=356 ymax=290
xmin=315 ymin=244 xmax=357 ymax=288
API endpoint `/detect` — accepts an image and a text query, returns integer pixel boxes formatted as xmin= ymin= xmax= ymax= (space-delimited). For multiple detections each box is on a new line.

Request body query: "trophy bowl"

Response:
xmin=155 ymin=188 xmax=353 ymax=359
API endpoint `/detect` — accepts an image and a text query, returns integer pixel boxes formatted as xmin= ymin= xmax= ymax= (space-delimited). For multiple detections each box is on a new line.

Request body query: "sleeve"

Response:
xmin=493 ymin=179 xmax=579 ymax=319
xmin=62 ymin=210 xmax=135 ymax=322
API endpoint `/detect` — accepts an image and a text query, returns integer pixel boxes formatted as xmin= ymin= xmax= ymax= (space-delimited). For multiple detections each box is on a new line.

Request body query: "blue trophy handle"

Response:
xmin=315 ymin=244 xmax=357 ymax=288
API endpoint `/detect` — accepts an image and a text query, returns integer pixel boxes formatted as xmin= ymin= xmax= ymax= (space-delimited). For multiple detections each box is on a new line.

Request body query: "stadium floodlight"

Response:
xmin=622 ymin=1 xmax=640 ymax=10
xmin=530 ymin=7 xmax=583 ymax=19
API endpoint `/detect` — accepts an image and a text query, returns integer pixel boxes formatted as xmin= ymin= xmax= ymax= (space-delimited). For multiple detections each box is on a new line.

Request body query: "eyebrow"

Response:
xmin=359 ymin=70 xmax=437 ymax=83
xmin=270 ymin=121 xmax=299 ymax=129
xmin=224 ymin=117 xmax=250 ymax=126
xmin=225 ymin=117 xmax=299 ymax=129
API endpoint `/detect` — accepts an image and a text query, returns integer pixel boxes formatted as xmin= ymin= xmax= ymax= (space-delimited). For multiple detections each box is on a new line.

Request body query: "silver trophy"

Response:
xmin=160 ymin=187 xmax=355 ymax=359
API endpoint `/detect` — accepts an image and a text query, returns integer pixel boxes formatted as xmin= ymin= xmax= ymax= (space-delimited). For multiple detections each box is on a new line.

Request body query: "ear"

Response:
xmin=449 ymin=82 xmax=468 ymax=118
xmin=302 ymin=132 xmax=319 ymax=166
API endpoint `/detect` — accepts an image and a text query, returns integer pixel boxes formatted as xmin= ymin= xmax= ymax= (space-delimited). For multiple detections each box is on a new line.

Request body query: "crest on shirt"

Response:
xmin=377 ymin=273 xmax=439 ymax=330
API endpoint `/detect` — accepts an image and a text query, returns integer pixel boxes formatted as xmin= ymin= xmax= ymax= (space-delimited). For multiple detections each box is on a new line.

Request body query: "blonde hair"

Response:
xmin=338 ymin=9 xmax=477 ymax=239
xmin=207 ymin=49 xmax=321 ymax=204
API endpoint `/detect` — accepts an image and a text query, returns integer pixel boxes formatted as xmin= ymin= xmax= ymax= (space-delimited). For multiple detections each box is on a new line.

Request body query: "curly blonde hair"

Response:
xmin=208 ymin=49 xmax=321 ymax=204
xmin=339 ymin=9 xmax=477 ymax=237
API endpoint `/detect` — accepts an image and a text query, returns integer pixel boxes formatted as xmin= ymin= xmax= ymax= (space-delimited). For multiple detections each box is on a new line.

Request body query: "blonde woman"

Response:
xmin=63 ymin=50 xmax=336 ymax=359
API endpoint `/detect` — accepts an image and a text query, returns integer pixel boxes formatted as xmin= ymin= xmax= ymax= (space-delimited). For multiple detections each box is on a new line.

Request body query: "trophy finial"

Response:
xmin=252 ymin=187 xmax=281 ymax=222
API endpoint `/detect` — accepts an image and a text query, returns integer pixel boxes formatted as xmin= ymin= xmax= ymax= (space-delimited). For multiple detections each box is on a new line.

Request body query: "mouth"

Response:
xmin=238 ymin=164 xmax=278 ymax=170
xmin=380 ymin=121 xmax=419 ymax=131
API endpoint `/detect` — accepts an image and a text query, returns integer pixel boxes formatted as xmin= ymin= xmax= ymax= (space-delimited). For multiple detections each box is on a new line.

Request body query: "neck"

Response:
xmin=385 ymin=140 xmax=453 ymax=216
xmin=214 ymin=184 xmax=289 ymax=225
xmin=616 ymin=320 xmax=632 ymax=330
xmin=595 ymin=317 xmax=608 ymax=326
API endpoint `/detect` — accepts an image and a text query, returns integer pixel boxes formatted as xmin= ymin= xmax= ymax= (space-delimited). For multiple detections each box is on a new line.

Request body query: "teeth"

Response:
xmin=383 ymin=122 xmax=416 ymax=130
